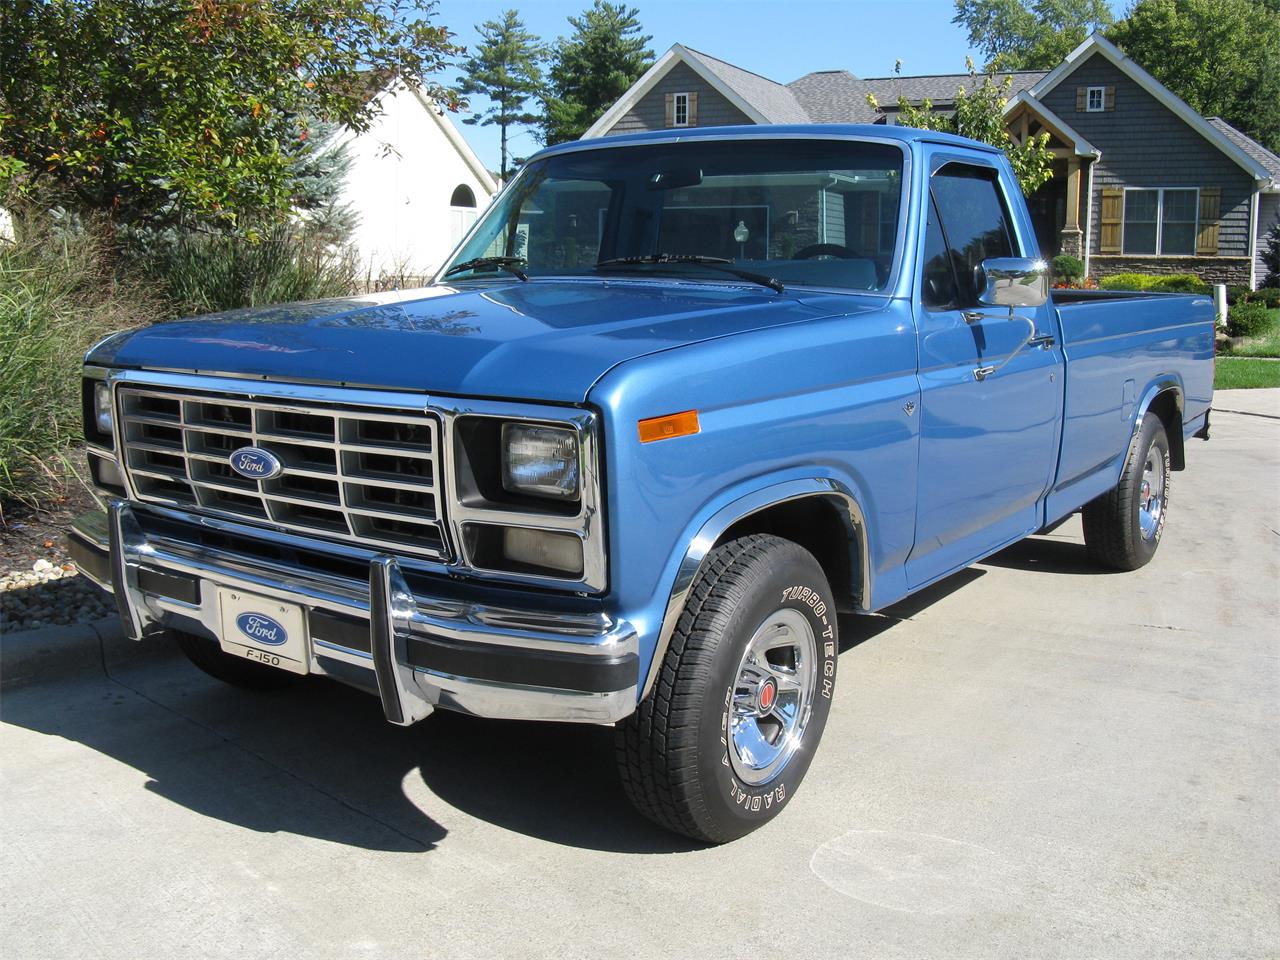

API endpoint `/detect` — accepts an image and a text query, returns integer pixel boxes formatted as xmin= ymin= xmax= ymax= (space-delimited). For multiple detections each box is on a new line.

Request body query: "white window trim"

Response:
xmin=1121 ymin=186 xmax=1200 ymax=257
xmin=1086 ymin=85 xmax=1105 ymax=113
xmin=672 ymin=91 xmax=690 ymax=128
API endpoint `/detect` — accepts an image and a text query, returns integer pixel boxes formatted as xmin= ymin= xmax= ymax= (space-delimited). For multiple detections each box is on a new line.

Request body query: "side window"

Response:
xmin=929 ymin=164 xmax=1017 ymax=308
xmin=922 ymin=196 xmax=961 ymax=310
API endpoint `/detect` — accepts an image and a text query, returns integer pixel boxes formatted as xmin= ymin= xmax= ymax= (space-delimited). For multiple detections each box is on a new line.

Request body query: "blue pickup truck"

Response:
xmin=72 ymin=125 xmax=1214 ymax=842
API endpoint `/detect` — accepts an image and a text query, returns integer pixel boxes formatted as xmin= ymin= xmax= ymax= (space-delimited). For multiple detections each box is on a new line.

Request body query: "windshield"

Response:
xmin=442 ymin=138 xmax=904 ymax=293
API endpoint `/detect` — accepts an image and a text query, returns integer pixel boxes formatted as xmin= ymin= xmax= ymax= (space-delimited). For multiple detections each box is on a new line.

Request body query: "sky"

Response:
xmin=431 ymin=0 xmax=982 ymax=172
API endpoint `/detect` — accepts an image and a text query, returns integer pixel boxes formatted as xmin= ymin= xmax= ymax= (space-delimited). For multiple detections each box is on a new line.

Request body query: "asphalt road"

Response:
xmin=3 ymin=391 xmax=1277 ymax=960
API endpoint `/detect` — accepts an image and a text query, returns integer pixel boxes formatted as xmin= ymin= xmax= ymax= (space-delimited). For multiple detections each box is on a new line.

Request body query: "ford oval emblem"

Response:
xmin=228 ymin=446 xmax=283 ymax=480
xmin=235 ymin=612 xmax=288 ymax=646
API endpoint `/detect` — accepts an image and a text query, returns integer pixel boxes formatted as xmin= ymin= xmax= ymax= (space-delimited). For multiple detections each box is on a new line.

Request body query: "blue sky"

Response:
xmin=432 ymin=0 xmax=981 ymax=171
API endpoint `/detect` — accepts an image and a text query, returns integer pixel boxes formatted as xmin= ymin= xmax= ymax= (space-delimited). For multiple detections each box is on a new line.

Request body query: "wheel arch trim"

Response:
xmin=641 ymin=478 xmax=871 ymax=701
xmin=1133 ymin=376 xmax=1185 ymax=468
xmin=1134 ymin=376 xmax=1183 ymax=435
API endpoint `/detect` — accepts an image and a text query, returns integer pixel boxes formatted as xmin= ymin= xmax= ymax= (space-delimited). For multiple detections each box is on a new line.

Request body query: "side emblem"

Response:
xmin=903 ymin=401 xmax=916 ymax=416
xmin=228 ymin=446 xmax=283 ymax=480
xmin=236 ymin=612 xmax=288 ymax=646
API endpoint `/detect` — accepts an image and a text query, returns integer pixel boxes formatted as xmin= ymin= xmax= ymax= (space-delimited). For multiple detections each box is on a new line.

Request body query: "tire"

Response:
xmin=1082 ymin=414 xmax=1171 ymax=571
xmin=616 ymin=535 xmax=838 ymax=843
xmin=174 ymin=629 xmax=300 ymax=691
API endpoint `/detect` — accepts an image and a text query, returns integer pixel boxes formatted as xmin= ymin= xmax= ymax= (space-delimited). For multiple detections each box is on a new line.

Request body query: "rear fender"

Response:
xmin=1134 ymin=377 xmax=1185 ymax=470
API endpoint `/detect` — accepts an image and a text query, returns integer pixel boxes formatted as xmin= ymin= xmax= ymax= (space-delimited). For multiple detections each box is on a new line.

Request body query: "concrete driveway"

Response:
xmin=3 ymin=391 xmax=1277 ymax=960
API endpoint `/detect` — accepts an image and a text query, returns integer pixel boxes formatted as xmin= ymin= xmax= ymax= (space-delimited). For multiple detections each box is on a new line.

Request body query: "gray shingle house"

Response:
xmin=584 ymin=35 xmax=1280 ymax=288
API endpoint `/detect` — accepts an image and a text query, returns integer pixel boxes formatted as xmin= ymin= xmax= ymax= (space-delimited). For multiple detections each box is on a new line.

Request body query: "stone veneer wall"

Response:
xmin=1090 ymin=256 xmax=1252 ymax=285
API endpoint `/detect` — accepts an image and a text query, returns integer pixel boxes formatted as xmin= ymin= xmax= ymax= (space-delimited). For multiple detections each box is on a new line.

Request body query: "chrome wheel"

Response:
xmin=1138 ymin=445 xmax=1166 ymax=541
xmin=728 ymin=607 xmax=818 ymax=786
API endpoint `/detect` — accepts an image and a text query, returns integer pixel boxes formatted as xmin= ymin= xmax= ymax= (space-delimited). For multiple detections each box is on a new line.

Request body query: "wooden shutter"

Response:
xmin=687 ymin=92 xmax=698 ymax=127
xmin=1105 ymin=86 xmax=1116 ymax=111
xmin=1076 ymin=87 xmax=1086 ymax=111
xmin=1100 ymin=188 xmax=1124 ymax=253
xmin=1197 ymin=187 xmax=1221 ymax=255
xmin=664 ymin=93 xmax=674 ymax=128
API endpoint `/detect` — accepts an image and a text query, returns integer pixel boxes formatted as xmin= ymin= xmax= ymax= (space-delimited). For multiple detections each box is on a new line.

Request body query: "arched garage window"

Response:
xmin=450 ymin=184 xmax=478 ymax=245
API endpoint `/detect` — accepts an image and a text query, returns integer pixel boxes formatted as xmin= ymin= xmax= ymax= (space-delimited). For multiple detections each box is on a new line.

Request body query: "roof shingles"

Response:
xmin=1208 ymin=117 xmax=1280 ymax=184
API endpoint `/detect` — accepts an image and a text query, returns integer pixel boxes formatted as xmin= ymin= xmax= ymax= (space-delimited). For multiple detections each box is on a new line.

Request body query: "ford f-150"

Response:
xmin=71 ymin=125 xmax=1214 ymax=842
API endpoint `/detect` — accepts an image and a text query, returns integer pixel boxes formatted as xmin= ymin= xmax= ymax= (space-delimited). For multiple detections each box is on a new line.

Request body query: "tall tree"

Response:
xmin=540 ymin=1 xmax=653 ymax=146
xmin=869 ymin=63 xmax=1055 ymax=195
xmin=0 ymin=0 xmax=461 ymax=235
xmin=953 ymin=0 xmax=1114 ymax=69
xmin=1109 ymin=0 xmax=1280 ymax=152
xmin=457 ymin=10 xmax=546 ymax=181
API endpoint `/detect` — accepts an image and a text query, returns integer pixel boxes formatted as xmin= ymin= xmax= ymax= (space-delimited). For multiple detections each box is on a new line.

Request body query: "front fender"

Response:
xmin=636 ymin=474 xmax=872 ymax=701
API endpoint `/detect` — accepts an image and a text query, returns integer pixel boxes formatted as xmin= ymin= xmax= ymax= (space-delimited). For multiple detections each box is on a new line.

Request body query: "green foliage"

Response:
xmin=540 ymin=1 xmax=654 ymax=146
xmin=137 ymin=227 xmax=359 ymax=318
xmin=1260 ymin=220 xmax=1280 ymax=288
xmin=458 ymin=10 xmax=547 ymax=181
xmin=1250 ymin=288 xmax=1280 ymax=307
xmin=1098 ymin=272 xmax=1209 ymax=293
xmin=1052 ymin=254 xmax=1085 ymax=279
xmin=1150 ymin=274 xmax=1210 ymax=293
xmin=0 ymin=222 xmax=164 ymax=510
xmin=1108 ymin=0 xmax=1280 ymax=153
xmin=0 ymin=0 xmax=461 ymax=233
xmin=871 ymin=63 xmax=1054 ymax=195
xmin=1215 ymin=356 xmax=1280 ymax=388
xmin=1226 ymin=302 xmax=1274 ymax=337
xmin=1224 ymin=307 xmax=1280 ymax=356
xmin=953 ymin=0 xmax=1114 ymax=69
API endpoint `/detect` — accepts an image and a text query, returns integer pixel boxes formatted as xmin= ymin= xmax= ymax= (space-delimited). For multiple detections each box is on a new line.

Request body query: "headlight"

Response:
xmin=501 ymin=423 xmax=579 ymax=500
xmin=93 ymin=381 xmax=113 ymax=435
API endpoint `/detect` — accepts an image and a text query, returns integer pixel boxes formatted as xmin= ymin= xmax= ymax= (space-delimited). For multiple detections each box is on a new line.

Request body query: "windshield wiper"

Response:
xmin=595 ymin=254 xmax=784 ymax=293
xmin=443 ymin=256 xmax=529 ymax=282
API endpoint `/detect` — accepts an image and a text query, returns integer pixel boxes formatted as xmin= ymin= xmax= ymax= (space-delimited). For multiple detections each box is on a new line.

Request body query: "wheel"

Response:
xmin=1082 ymin=414 xmax=1171 ymax=571
xmin=173 ymin=629 xmax=300 ymax=690
xmin=616 ymin=535 xmax=838 ymax=843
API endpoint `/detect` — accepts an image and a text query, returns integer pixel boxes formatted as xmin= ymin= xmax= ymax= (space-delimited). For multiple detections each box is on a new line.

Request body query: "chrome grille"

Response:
xmin=117 ymin=387 xmax=449 ymax=560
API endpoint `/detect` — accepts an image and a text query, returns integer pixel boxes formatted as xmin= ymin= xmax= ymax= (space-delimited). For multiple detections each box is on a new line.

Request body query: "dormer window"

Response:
xmin=1086 ymin=86 xmax=1105 ymax=112
xmin=673 ymin=92 xmax=690 ymax=127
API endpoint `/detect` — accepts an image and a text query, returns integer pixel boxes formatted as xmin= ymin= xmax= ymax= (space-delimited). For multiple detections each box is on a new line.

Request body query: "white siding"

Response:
xmin=338 ymin=86 xmax=495 ymax=281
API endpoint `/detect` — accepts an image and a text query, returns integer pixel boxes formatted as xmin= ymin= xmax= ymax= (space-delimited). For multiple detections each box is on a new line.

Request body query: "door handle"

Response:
xmin=1028 ymin=334 xmax=1056 ymax=350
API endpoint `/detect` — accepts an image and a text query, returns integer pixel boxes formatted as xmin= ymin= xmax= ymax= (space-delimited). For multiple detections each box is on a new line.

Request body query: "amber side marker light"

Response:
xmin=638 ymin=409 xmax=700 ymax=444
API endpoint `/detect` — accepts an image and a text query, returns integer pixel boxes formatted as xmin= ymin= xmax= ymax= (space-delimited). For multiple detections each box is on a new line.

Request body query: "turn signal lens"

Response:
xmin=638 ymin=410 xmax=700 ymax=444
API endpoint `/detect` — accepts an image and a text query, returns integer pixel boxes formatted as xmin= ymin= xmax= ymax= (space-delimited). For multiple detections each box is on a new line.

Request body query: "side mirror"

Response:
xmin=978 ymin=257 xmax=1049 ymax=309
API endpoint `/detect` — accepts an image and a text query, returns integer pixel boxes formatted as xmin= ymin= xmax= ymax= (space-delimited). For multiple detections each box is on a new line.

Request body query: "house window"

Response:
xmin=673 ymin=92 xmax=690 ymax=127
xmin=1123 ymin=188 xmax=1198 ymax=256
xmin=450 ymin=184 xmax=476 ymax=208
xmin=1086 ymin=86 xmax=1106 ymax=112
xmin=450 ymin=184 xmax=479 ymax=246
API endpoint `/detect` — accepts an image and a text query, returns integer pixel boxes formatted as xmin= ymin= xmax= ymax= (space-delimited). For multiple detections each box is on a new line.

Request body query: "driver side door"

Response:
xmin=905 ymin=156 xmax=1064 ymax=589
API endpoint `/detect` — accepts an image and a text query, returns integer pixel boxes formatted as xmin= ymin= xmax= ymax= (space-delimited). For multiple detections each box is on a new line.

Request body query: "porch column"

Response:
xmin=1060 ymin=157 xmax=1083 ymax=258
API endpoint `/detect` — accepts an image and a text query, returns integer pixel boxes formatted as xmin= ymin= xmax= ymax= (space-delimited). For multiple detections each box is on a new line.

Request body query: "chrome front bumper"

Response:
xmin=70 ymin=502 xmax=639 ymax=725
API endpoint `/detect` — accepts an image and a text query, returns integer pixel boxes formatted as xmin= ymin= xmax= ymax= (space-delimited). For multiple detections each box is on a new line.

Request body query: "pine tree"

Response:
xmin=541 ymin=2 xmax=654 ymax=146
xmin=457 ymin=10 xmax=547 ymax=181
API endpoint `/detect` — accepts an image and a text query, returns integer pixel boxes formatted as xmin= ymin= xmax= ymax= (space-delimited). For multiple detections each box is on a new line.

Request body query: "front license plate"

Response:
xmin=216 ymin=588 xmax=310 ymax=675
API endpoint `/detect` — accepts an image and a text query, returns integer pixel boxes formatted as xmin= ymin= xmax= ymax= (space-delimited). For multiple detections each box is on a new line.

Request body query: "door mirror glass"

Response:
xmin=978 ymin=257 xmax=1049 ymax=308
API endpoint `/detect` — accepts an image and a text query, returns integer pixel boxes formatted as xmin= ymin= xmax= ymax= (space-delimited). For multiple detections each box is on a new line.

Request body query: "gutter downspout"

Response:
xmin=1083 ymin=156 xmax=1096 ymax=278
xmin=1248 ymin=187 xmax=1261 ymax=290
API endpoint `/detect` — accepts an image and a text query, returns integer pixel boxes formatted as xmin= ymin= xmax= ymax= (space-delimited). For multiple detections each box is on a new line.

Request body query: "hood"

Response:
xmin=87 ymin=280 xmax=868 ymax=403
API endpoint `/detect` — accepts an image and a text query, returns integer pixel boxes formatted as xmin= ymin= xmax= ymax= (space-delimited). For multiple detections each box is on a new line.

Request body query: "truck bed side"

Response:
xmin=1046 ymin=289 xmax=1216 ymax=525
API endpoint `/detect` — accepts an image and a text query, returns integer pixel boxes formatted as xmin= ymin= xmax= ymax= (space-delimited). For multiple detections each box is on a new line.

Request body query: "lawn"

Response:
xmin=1215 ymin=357 xmax=1280 ymax=389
